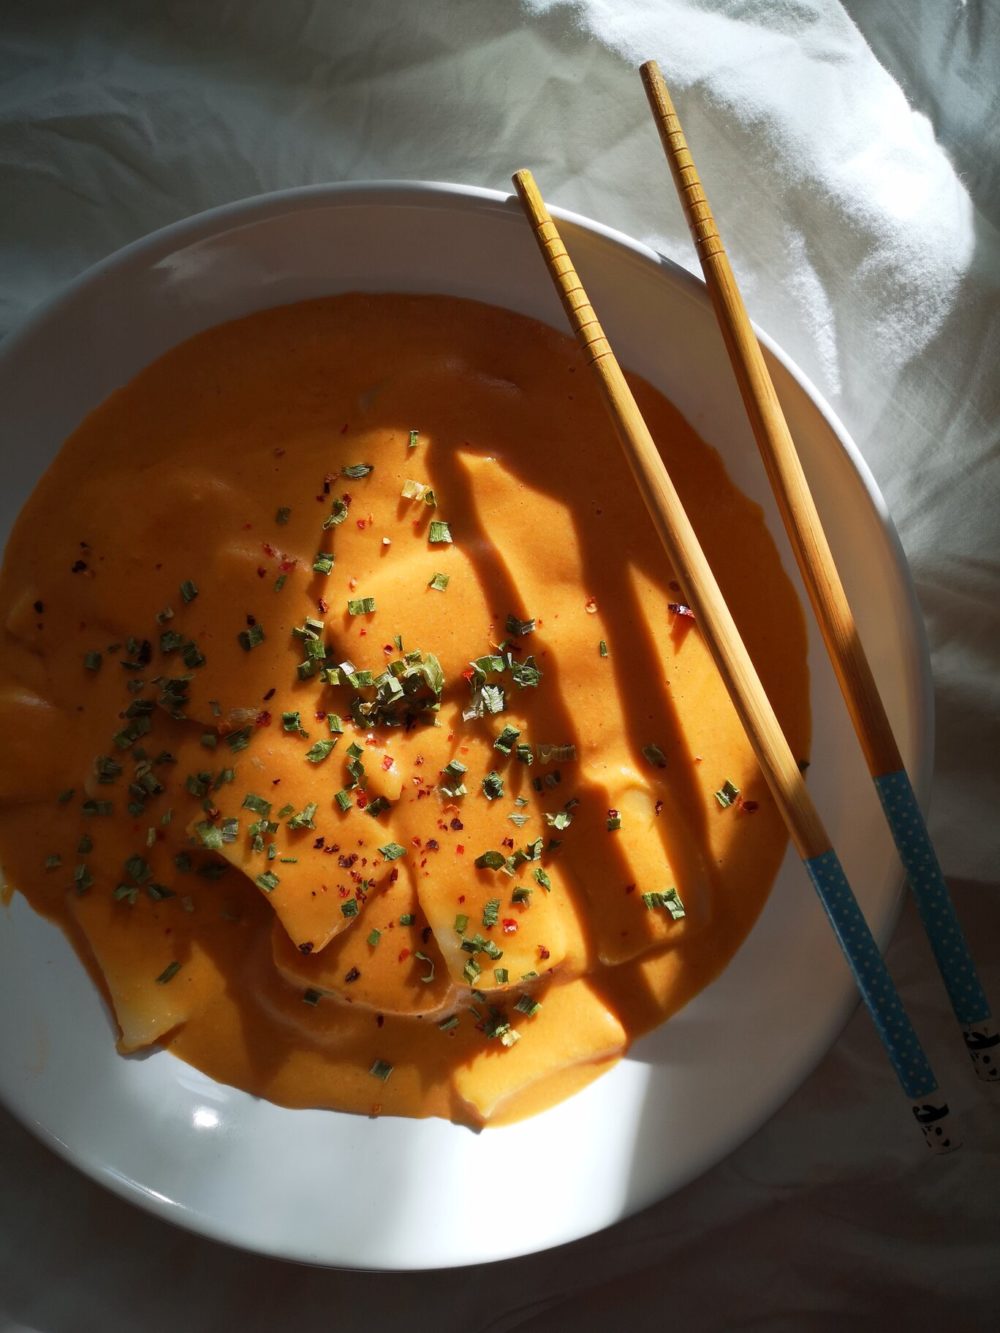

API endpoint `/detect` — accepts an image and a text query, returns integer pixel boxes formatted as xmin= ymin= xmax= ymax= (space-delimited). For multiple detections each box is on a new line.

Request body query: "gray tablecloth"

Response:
xmin=1 ymin=2 xmax=997 ymax=1328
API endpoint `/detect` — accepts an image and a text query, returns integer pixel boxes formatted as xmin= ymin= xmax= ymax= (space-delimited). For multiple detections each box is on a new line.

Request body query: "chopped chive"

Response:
xmin=714 ymin=779 xmax=741 ymax=808
xmin=367 ymin=929 xmax=381 ymax=948
xmin=408 ymin=429 xmax=419 ymax=449
xmin=302 ymin=988 xmax=322 ymax=1006
xmin=493 ymin=967 xmax=509 ymax=985
xmin=334 ymin=789 xmax=352 ymax=812
xmin=238 ymin=623 xmax=265 ymax=652
xmin=462 ymin=958 xmax=481 ymax=985
xmin=155 ymin=960 xmax=182 ymax=984
xmin=196 ymin=821 xmax=224 ymax=851
xmin=454 ymin=913 xmax=469 ymax=935
xmin=544 ymin=809 xmax=573 ymax=831
xmin=341 ymin=898 xmax=359 ymax=918
xmin=369 ymin=1058 xmax=393 ymax=1082
xmin=156 ymin=607 xmax=174 ymax=625
xmin=83 ymin=651 xmax=102 ymax=671
xmin=379 ymin=842 xmax=407 ymax=861
xmin=533 ymin=867 xmax=552 ymax=891
xmin=607 ymin=812 xmax=622 ymax=831
xmin=514 ymin=993 xmax=542 ymax=1017
xmin=511 ymin=886 xmax=532 ymax=905
xmin=287 ymin=802 xmax=318 ymax=830
xmin=242 ymin=792 xmax=272 ymax=816
xmin=326 ymin=714 xmax=344 ymax=735
xmin=342 ymin=463 xmax=374 ymax=478
xmin=44 ymin=854 xmax=62 ymax=870
xmin=180 ymin=580 xmax=198 ymax=604
xmin=514 ymin=743 xmax=534 ymax=765
xmin=599 ymin=640 xmax=609 ymax=657
xmin=312 ymin=551 xmax=334 ymax=575
xmin=428 ymin=572 xmax=449 ymax=591
xmin=483 ymin=899 xmax=500 ymax=928
xmin=507 ymin=812 xmax=529 ymax=828
xmin=256 ymin=870 xmax=280 ymax=893
xmin=57 ymin=788 xmax=75 ymax=804
xmin=428 ymin=519 xmax=452 ymax=544
xmin=475 ymin=850 xmax=506 ymax=870
xmin=399 ymin=913 xmax=415 ymax=927
xmin=282 ymin=710 xmax=306 ymax=735
xmin=77 ymin=834 xmax=93 ymax=854
xmin=365 ymin=796 xmax=390 ymax=817
xmin=643 ymin=743 xmax=667 ymax=769
xmin=505 ymin=614 xmax=536 ymax=637
xmin=304 ymin=739 xmax=336 ymax=763
xmin=347 ymin=596 xmax=376 ymax=616
xmin=481 ymin=771 xmax=504 ymax=801
xmin=438 ymin=1014 xmax=459 ymax=1032
xmin=323 ymin=498 xmax=350 ymax=528
xmin=494 ymin=724 xmax=521 ymax=755
xmin=414 ymin=951 xmax=435 ymax=984
xmin=226 ymin=726 xmax=253 ymax=752
xmin=642 ymin=888 xmax=686 ymax=919
xmin=274 ymin=573 xmax=287 ymax=592
xmin=275 ymin=506 xmax=291 ymax=524
xmin=81 ymin=799 xmax=113 ymax=816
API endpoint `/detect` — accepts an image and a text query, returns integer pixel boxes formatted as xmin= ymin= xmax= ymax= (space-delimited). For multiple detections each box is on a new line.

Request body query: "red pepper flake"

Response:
xmin=317 ymin=596 xmax=329 ymax=614
xmin=458 ymin=894 xmax=465 ymax=903
xmin=450 ymin=818 xmax=464 ymax=831
xmin=742 ymin=800 xmax=759 ymax=814
xmin=461 ymin=667 xmax=475 ymax=683
xmin=381 ymin=755 xmax=394 ymax=772
xmin=313 ymin=836 xmax=325 ymax=849
xmin=383 ymin=644 xmax=394 ymax=655
xmin=344 ymin=967 xmax=361 ymax=983
xmin=501 ymin=836 xmax=514 ymax=849
xmin=426 ymin=838 xmax=439 ymax=851
xmin=654 ymin=800 xmax=664 ymax=816
xmin=398 ymin=948 xmax=411 ymax=963
xmin=256 ymin=566 xmax=267 ymax=578
xmin=263 ymin=687 xmax=276 ymax=701
xmin=280 ymin=557 xmax=296 ymax=573
xmin=389 ymin=866 xmax=399 ymax=883
xmin=356 ymin=792 xmax=368 ymax=809
xmin=375 ymin=1014 xmax=384 ymax=1027
xmin=262 ymin=542 xmax=277 ymax=558
xmin=255 ymin=710 xmax=272 ymax=727
xmin=538 ymin=945 xmax=550 ymax=960
xmin=501 ymin=918 xmax=518 ymax=934
xmin=414 ymin=755 xmax=424 ymax=767
xmin=625 ymin=882 xmax=636 ymax=895
xmin=456 ymin=845 xmax=465 ymax=855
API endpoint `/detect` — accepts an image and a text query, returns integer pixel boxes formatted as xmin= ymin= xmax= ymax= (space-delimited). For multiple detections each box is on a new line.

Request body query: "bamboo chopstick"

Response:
xmin=639 ymin=58 xmax=998 ymax=1085
xmin=511 ymin=167 xmax=957 ymax=1150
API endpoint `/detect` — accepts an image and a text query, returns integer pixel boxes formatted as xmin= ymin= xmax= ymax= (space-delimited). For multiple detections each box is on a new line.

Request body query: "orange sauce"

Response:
xmin=0 ymin=294 xmax=809 ymax=1126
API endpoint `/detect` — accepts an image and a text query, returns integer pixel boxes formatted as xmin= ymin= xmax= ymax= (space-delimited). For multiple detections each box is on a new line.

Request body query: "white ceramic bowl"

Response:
xmin=0 ymin=182 xmax=931 ymax=1269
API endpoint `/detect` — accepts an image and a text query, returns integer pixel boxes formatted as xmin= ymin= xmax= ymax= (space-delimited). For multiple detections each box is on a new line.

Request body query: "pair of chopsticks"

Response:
xmin=512 ymin=60 xmax=996 ymax=1148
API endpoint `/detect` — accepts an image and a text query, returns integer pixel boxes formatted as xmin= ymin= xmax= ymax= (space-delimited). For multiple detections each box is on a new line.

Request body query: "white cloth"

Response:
xmin=0 ymin=2 xmax=997 ymax=1328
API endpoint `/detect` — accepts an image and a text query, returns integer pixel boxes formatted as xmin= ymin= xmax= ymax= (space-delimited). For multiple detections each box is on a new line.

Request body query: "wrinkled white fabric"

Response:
xmin=0 ymin=2 xmax=997 ymax=1329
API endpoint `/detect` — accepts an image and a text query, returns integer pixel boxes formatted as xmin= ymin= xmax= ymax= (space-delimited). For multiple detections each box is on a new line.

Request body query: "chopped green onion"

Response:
xmin=287 ymin=802 xmax=318 ymax=831
xmin=544 ymin=809 xmax=573 ymax=831
xmin=302 ymin=988 xmax=322 ymax=1006
xmin=155 ymin=961 xmax=182 ymax=985
xmin=304 ymin=739 xmax=336 ymax=763
xmin=643 ymin=743 xmax=667 ymax=769
xmin=533 ymin=867 xmax=552 ymax=891
xmin=242 ymin=792 xmax=272 ymax=816
xmin=481 ymin=771 xmax=504 ymax=801
xmin=256 ymin=870 xmax=280 ymax=893
xmin=237 ymin=623 xmax=265 ymax=652
xmin=313 ymin=551 xmax=334 ymax=575
xmin=494 ymin=724 xmax=521 ymax=755
xmin=493 ymin=967 xmax=509 ymax=985
xmin=334 ymin=789 xmax=352 ymax=812
xmin=599 ymin=640 xmax=609 ymax=657
xmin=365 ymin=796 xmax=390 ymax=817
xmin=414 ymin=951 xmax=435 ymax=984
xmin=428 ymin=572 xmax=449 ymax=591
xmin=342 ymin=463 xmax=374 ymax=478
xmin=505 ymin=614 xmax=536 ymax=637
xmin=347 ymin=596 xmax=376 ymax=616
xmin=483 ymin=898 xmax=500 ymax=928
xmin=714 ymin=779 xmax=741 ymax=808
xmin=341 ymin=898 xmax=359 ymax=918
xmin=83 ymin=651 xmax=102 ymax=671
xmin=379 ymin=842 xmax=406 ymax=861
xmin=475 ymin=850 xmax=506 ymax=870
xmin=180 ymin=580 xmax=198 ymax=604
xmin=369 ymin=1058 xmax=393 ymax=1081
xmin=512 ymin=886 xmax=532 ymax=905
xmin=642 ymin=888 xmax=686 ymax=919
xmin=408 ymin=429 xmax=419 ymax=449
xmin=399 ymin=913 xmax=415 ymax=927
xmin=514 ymin=993 xmax=542 ymax=1017
xmin=454 ymin=913 xmax=469 ymax=935
xmin=607 ymin=813 xmax=622 ymax=831
xmin=275 ymin=506 xmax=291 ymax=525
xmin=367 ymin=929 xmax=381 ymax=948
xmin=428 ymin=519 xmax=452 ymax=544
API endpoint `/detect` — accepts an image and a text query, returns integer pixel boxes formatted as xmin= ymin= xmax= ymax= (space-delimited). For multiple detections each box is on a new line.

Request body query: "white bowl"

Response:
xmin=0 ymin=182 xmax=931 ymax=1269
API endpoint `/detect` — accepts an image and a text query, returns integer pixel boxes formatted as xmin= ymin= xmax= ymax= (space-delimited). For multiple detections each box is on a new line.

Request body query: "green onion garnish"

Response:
xmin=347 ymin=596 xmax=376 ymax=616
xmin=275 ymin=506 xmax=291 ymax=525
xmin=414 ymin=951 xmax=435 ymax=984
xmin=369 ymin=1058 xmax=393 ymax=1081
xmin=180 ymin=580 xmax=198 ymax=603
xmin=342 ymin=463 xmax=374 ymax=478
xmin=533 ymin=867 xmax=552 ymax=891
xmin=642 ymin=888 xmax=686 ymax=919
xmin=304 ymin=739 xmax=336 ymax=763
xmin=505 ymin=614 xmax=536 ymax=637
xmin=481 ymin=771 xmax=504 ymax=801
xmin=599 ymin=640 xmax=609 ymax=657
xmin=341 ymin=898 xmax=359 ymax=918
xmin=313 ymin=551 xmax=334 ymax=575
xmin=643 ymin=743 xmax=667 ymax=768
xmin=428 ymin=519 xmax=452 ymax=544
xmin=379 ymin=842 xmax=406 ymax=861
xmin=83 ymin=651 xmax=102 ymax=671
xmin=428 ymin=572 xmax=449 ymax=591
xmin=256 ymin=871 xmax=280 ymax=893
xmin=714 ymin=779 xmax=741 ymax=808
xmin=483 ymin=898 xmax=500 ymax=928
xmin=156 ymin=961 xmax=182 ymax=985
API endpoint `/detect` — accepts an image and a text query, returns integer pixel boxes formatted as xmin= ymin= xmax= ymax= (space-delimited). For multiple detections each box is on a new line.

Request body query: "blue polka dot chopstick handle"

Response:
xmin=804 ymin=850 xmax=958 ymax=1152
xmin=875 ymin=770 xmax=999 ymax=1081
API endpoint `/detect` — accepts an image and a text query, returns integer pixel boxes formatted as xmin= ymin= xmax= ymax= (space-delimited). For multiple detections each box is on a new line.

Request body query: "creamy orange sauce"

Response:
xmin=0 ymin=294 xmax=809 ymax=1126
